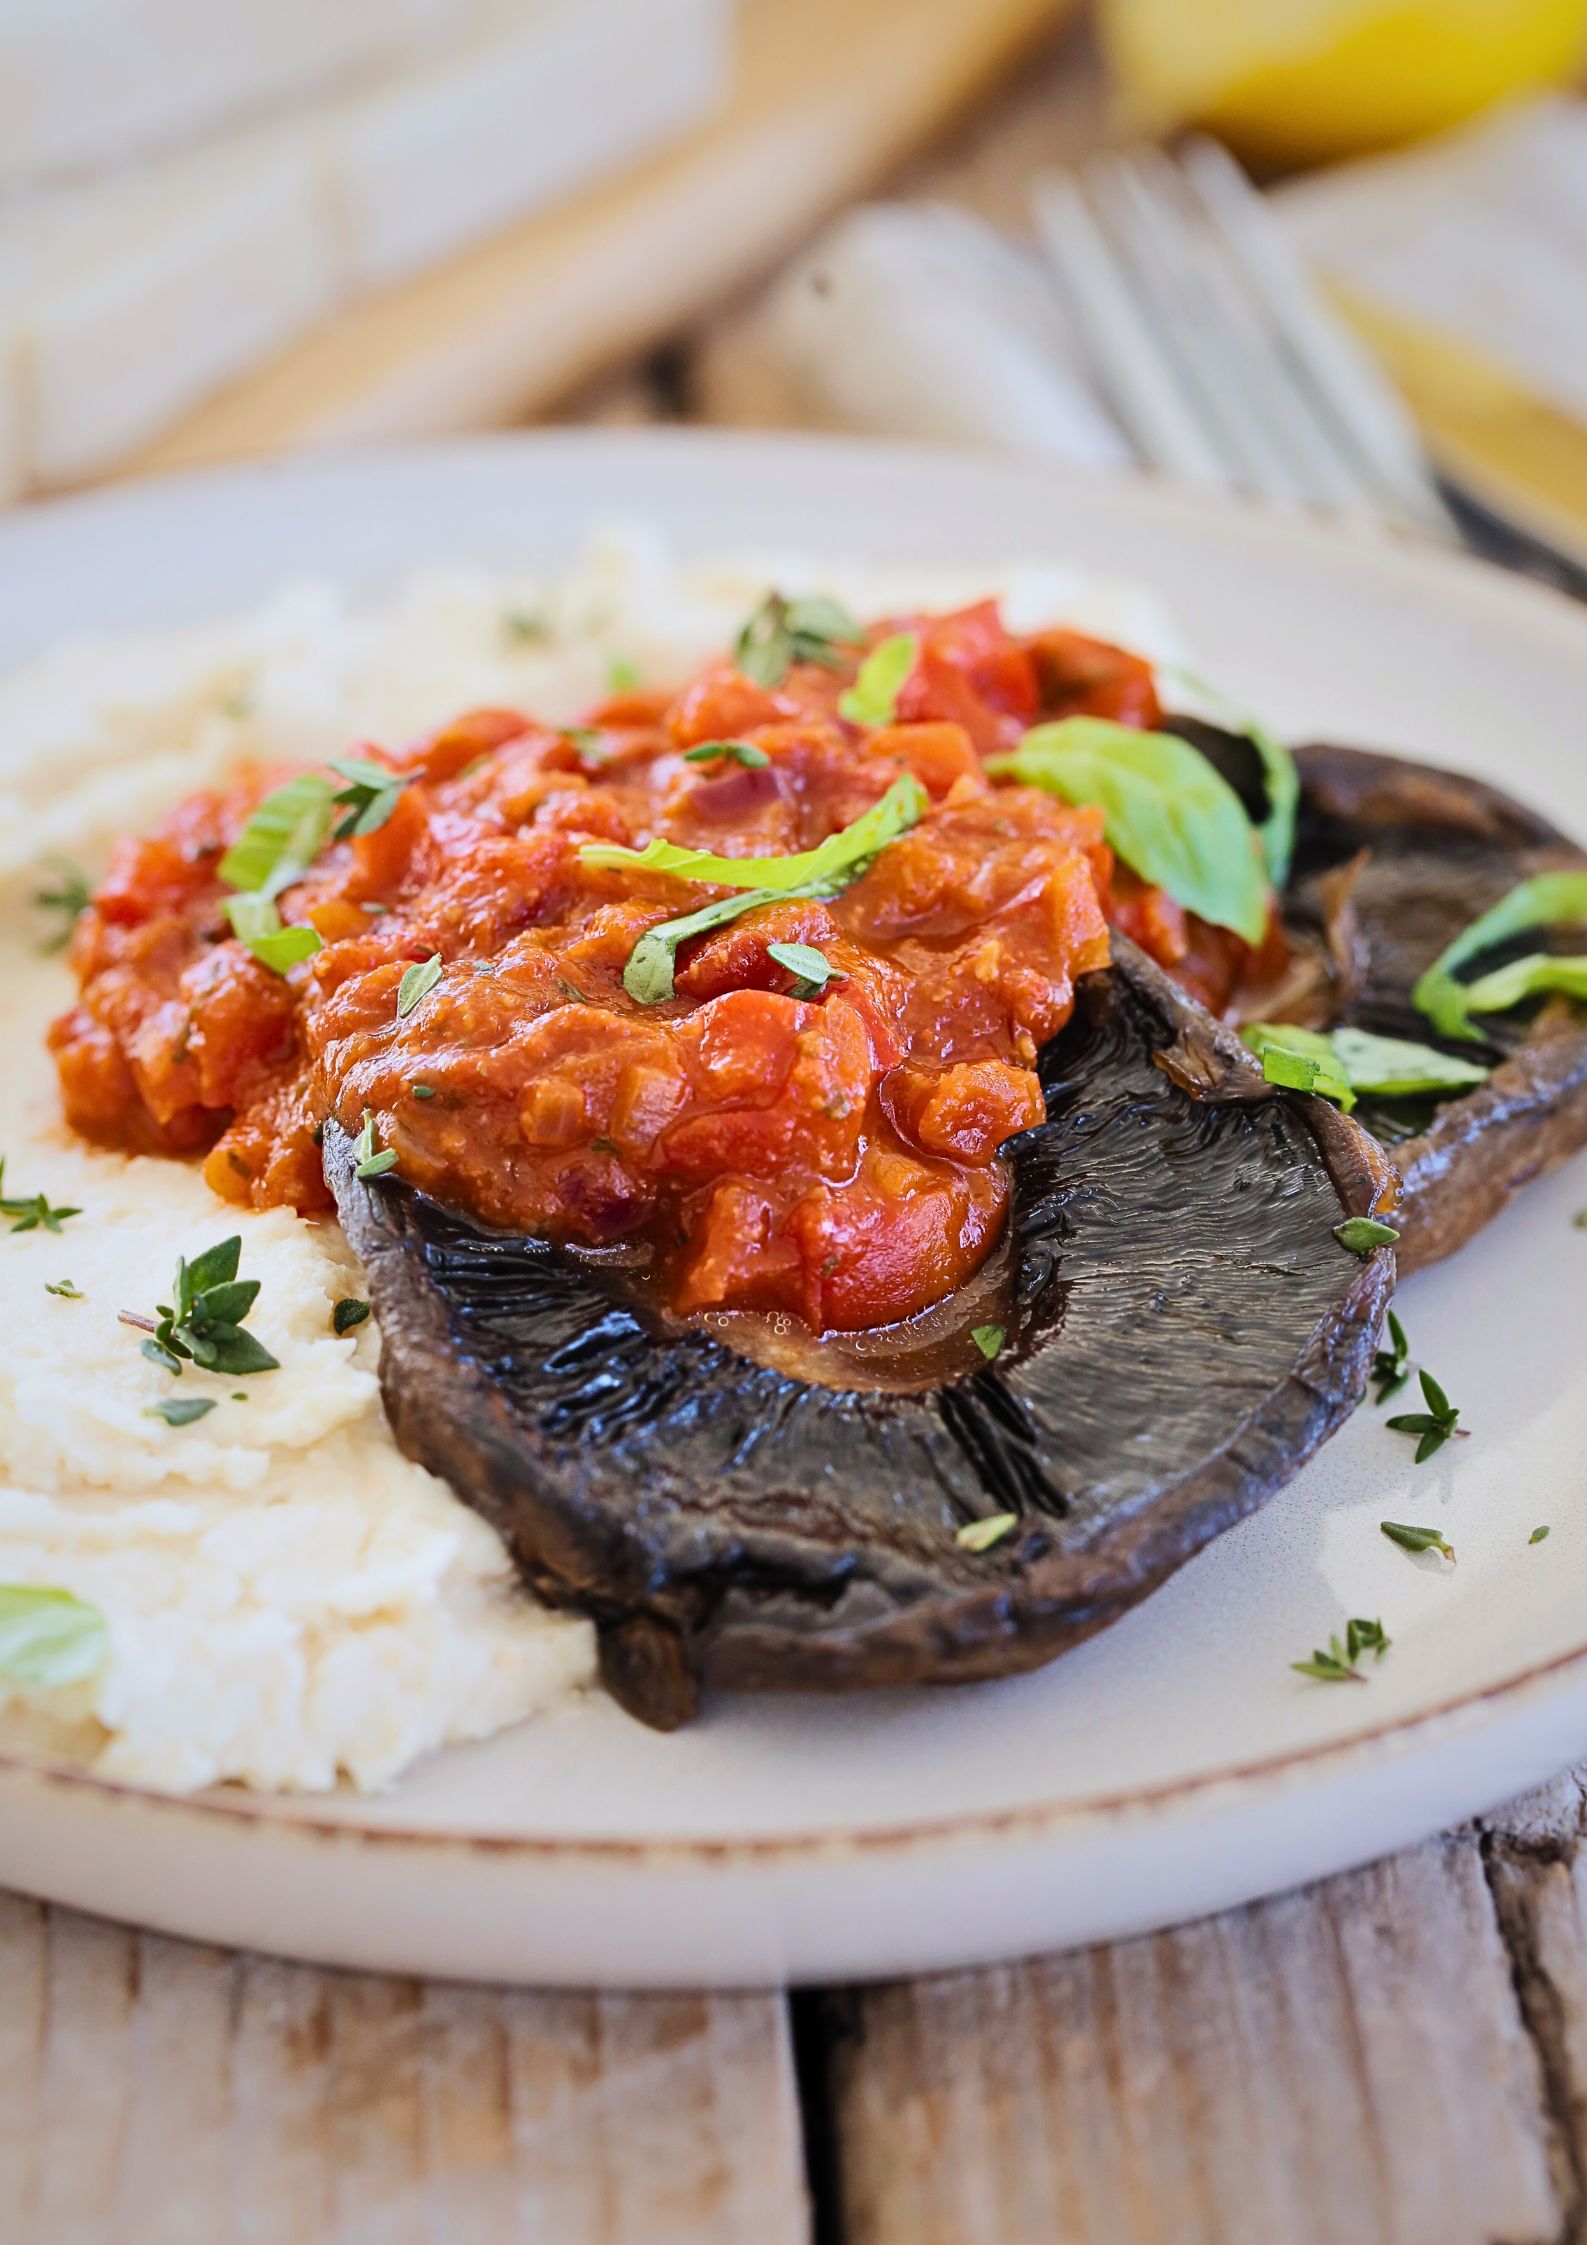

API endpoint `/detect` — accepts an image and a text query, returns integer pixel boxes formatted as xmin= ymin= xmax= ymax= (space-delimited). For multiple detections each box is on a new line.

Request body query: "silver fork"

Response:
xmin=1030 ymin=136 xmax=1461 ymax=542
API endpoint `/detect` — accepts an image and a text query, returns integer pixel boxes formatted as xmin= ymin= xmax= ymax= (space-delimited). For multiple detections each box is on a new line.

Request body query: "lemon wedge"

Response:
xmin=1100 ymin=0 xmax=1587 ymax=167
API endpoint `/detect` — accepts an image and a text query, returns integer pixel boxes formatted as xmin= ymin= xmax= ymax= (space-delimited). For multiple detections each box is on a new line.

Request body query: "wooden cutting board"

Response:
xmin=124 ymin=0 xmax=1068 ymax=480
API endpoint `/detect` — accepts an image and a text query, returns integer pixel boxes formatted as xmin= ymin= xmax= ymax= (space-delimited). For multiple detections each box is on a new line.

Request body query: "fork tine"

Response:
xmin=1030 ymin=171 xmax=1230 ymax=489
xmin=1118 ymin=146 xmax=1379 ymax=515
xmin=1179 ymin=135 xmax=1460 ymax=539
xmin=1083 ymin=150 xmax=1315 ymax=505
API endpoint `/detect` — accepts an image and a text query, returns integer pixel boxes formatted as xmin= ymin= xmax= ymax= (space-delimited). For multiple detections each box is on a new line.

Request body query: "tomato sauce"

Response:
xmin=49 ymin=601 xmax=1254 ymax=1334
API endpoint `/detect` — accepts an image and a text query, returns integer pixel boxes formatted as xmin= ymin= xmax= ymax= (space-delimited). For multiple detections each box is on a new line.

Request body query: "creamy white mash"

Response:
xmin=0 ymin=533 xmax=1176 ymax=1794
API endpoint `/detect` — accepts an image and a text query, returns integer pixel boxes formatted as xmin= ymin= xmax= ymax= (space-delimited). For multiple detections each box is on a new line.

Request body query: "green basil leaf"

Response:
xmin=838 ymin=632 xmax=917 ymax=727
xmin=993 ymin=718 xmax=1270 ymax=945
xmin=970 ymin=1324 xmax=1005 ymax=1361
xmin=1159 ymin=665 xmax=1299 ymax=888
xmin=224 ymin=893 xmax=322 ymax=976
xmin=396 ymin=953 xmax=444 ymax=1020
xmin=1329 ymin=1025 xmax=1491 ymax=1096
xmin=332 ymin=1297 xmax=371 ymax=1335
xmin=582 ymin=774 xmax=927 ymax=896
xmin=1243 ymin=1022 xmax=1355 ymax=1108
xmin=1413 ymin=871 xmax=1587 ymax=1041
xmin=1243 ymin=1021 xmax=1488 ymax=1110
xmin=1460 ymin=951 xmax=1587 ymax=1015
xmin=624 ymin=887 xmax=789 ymax=1005
xmin=0 ymin=1586 xmax=107 ymax=1686
xmin=219 ymin=771 xmax=335 ymax=897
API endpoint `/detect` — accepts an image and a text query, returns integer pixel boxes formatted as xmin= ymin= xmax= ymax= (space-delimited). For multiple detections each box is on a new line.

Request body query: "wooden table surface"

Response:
xmin=15 ymin=26 xmax=1587 ymax=2245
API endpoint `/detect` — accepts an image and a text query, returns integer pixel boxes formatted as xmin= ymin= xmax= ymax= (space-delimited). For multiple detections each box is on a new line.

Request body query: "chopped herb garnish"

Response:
xmin=1414 ymin=871 xmax=1587 ymax=1041
xmin=396 ymin=953 xmax=443 ymax=1019
xmin=1380 ymin=1519 xmax=1455 ymax=1562
xmin=44 ymin=1279 xmax=82 ymax=1299
xmin=327 ymin=755 xmax=414 ymax=842
xmin=1386 ymin=1367 xmax=1463 ymax=1463
xmin=583 ymin=774 xmax=925 ymax=896
xmin=1575 ymin=1209 xmax=1587 ymax=1230
xmin=224 ymin=892 xmax=322 ymax=975
xmin=1244 ymin=1022 xmax=1488 ymax=1111
xmin=683 ymin=739 xmax=771 ymax=768
xmin=990 ymin=719 xmax=1271 ymax=946
xmin=838 ymin=631 xmax=918 ymax=728
xmin=126 ymin=1235 xmax=280 ymax=1380
xmin=606 ymin=654 xmax=642 ymax=691
xmin=1157 ymin=665 xmax=1300 ymax=887
xmin=219 ymin=770 xmax=335 ymax=896
xmin=1292 ymin=1616 xmax=1389 ymax=1683
xmin=354 ymin=1111 xmax=399 ymax=1181
xmin=332 ymin=1298 xmax=371 ymax=1336
xmin=32 ymin=858 xmax=92 ymax=953
xmin=1371 ymin=1310 xmax=1411 ymax=1403
xmin=503 ymin=609 xmax=550 ymax=643
xmin=766 ymin=940 xmax=845 ymax=997
xmin=0 ymin=1586 xmax=106 ymax=1686
xmin=411 ymin=1082 xmax=437 ymax=1100
xmin=956 ymin=1513 xmax=1018 ymax=1553
xmin=565 ymin=727 xmax=607 ymax=763
xmin=554 ymin=975 xmax=590 ymax=1005
xmin=144 ymin=1396 xmax=217 ymax=1427
xmin=589 ymin=776 xmax=927 ymax=1005
xmin=970 ymin=1323 xmax=1005 ymax=1362
xmin=0 ymin=1163 xmax=82 ymax=1235
xmin=1531 ymin=1525 xmax=1551 ymax=1544
xmin=733 ymin=591 xmax=863 ymax=688
xmin=1462 ymin=952 xmax=1587 ymax=1015
xmin=1335 ymin=1216 xmax=1399 ymax=1255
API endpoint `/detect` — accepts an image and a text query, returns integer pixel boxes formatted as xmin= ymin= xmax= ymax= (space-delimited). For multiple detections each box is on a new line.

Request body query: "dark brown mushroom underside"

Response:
xmin=325 ymin=941 xmax=1392 ymax=1728
xmin=1291 ymin=742 xmax=1587 ymax=1272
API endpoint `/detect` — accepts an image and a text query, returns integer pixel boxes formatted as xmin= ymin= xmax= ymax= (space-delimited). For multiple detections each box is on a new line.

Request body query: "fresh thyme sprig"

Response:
xmin=32 ymin=858 xmax=92 ymax=953
xmin=0 ymin=1161 xmax=82 ymax=1235
xmin=1386 ymin=1369 xmax=1464 ymax=1464
xmin=733 ymin=592 xmax=863 ymax=688
xmin=1371 ymin=1310 xmax=1411 ymax=1403
xmin=120 ymin=1236 xmax=279 ymax=1379
xmin=1292 ymin=1616 xmax=1390 ymax=1683
xmin=353 ymin=1111 xmax=398 ymax=1180
xmin=327 ymin=756 xmax=414 ymax=841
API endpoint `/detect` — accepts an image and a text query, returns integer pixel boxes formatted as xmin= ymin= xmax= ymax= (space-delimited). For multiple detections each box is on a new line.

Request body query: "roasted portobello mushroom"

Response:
xmin=327 ymin=939 xmax=1395 ymax=1728
xmin=1173 ymin=716 xmax=1587 ymax=1272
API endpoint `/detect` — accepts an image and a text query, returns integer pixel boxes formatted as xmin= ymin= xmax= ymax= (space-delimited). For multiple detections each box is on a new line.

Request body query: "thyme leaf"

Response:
xmin=1385 ymin=1367 xmax=1463 ymax=1463
xmin=1380 ymin=1519 xmax=1455 ymax=1562
xmin=955 ymin=1513 xmax=1018 ymax=1553
xmin=396 ymin=953 xmax=443 ymax=1019
xmin=733 ymin=591 xmax=863 ymax=688
xmin=32 ymin=858 xmax=92 ymax=953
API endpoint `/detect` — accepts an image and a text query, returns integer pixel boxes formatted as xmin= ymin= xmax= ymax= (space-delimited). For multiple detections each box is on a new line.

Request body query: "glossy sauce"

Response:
xmin=50 ymin=602 xmax=1257 ymax=1334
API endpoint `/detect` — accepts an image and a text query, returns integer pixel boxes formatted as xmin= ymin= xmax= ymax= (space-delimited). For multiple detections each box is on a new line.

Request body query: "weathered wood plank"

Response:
xmin=0 ymin=1895 xmax=808 ymax=2245
xmin=824 ymin=1823 xmax=1566 ymax=2245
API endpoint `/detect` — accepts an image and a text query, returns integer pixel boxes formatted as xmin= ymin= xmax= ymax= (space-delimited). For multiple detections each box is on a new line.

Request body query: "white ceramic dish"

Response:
xmin=2 ymin=431 xmax=1586 ymax=1988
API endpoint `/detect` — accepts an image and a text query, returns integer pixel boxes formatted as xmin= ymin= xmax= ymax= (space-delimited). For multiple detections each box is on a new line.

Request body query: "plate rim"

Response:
xmin=6 ymin=425 xmax=1587 ymax=1867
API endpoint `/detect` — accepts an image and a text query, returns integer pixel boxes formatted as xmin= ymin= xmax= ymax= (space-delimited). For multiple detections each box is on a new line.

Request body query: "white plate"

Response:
xmin=3 ymin=432 xmax=1586 ymax=1988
